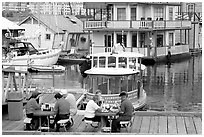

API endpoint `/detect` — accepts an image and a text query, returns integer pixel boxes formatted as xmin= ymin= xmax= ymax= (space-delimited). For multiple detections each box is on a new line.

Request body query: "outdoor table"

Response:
xmin=33 ymin=110 xmax=56 ymax=132
xmin=95 ymin=110 xmax=118 ymax=132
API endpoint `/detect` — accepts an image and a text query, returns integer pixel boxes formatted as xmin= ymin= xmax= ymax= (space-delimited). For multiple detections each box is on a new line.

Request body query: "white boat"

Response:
xmin=2 ymin=41 xmax=61 ymax=68
xmin=83 ymin=51 xmax=147 ymax=111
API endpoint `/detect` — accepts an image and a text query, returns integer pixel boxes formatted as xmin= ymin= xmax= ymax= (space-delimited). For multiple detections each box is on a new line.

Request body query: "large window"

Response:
xmin=157 ymin=35 xmax=163 ymax=47
xmin=131 ymin=8 xmax=137 ymax=21
xmin=117 ymin=8 xmax=126 ymax=20
xmin=117 ymin=34 xmax=127 ymax=47
xmin=154 ymin=7 xmax=164 ymax=20
xmin=169 ymin=7 xmax=173 ymax=20
xmin=132 ymin=33 xmax=137 ymax=47
xmin=169 ymin=33 xmax=174 ymax=46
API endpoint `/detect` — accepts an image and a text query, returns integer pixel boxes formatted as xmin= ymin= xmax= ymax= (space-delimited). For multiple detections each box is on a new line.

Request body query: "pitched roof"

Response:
xmin=2 ymin=17 xmax=25 ymax=30
xmin=19 ymin=14 xmax=83 ymax=34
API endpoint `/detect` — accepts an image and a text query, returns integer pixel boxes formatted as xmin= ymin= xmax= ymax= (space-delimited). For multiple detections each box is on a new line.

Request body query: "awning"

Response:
xmin=1 ymin=17 xmax=25 ymax=30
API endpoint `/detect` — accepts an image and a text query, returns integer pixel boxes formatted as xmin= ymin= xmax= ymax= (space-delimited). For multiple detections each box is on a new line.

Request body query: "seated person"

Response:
xmin=95 ymin=89 xmax=104 ymax=106
xmin=60 ymin=89 xmax=77 ymax=116
xmin=53 ymin=93 xmax=70 ymax=132
xmin=84 ymin=94 xmax=102 ymax=122
xmin=25 ymin=91 xmax=44 ymax=130
xmin=111 ymin=91 xmax=133 ymax=132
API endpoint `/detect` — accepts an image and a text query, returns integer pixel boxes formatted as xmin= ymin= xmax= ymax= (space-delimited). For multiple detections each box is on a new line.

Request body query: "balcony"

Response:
xmin=83 ymin=20 xmax=191 ymax=30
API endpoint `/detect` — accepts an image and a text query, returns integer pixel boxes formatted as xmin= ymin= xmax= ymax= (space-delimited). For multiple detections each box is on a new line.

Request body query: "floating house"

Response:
xmin=18 ymin=14 xmax=89 ymax=51
xmin=83 ymin=2 xmax=192 ymax=64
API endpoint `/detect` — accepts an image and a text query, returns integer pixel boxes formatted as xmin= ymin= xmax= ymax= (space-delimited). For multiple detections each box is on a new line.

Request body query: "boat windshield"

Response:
xmin=86 ymin=74 xmax=140 ymax=95
xmin=9 ymin=42 xmax=38 ymax=55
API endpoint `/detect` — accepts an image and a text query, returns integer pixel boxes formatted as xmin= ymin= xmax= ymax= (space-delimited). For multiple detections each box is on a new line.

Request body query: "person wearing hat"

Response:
xmin=111 ymin=91 xmax=133 ymax=132
xmin=25 ymin=90 xmax=43 ymax=130
xmin=60 ymin=89 xmax=77 ymax=116
xmin=79 ymin=54 xmax=91 ymax=78
xmin=52 ymin=92 xmax=70 ymax=132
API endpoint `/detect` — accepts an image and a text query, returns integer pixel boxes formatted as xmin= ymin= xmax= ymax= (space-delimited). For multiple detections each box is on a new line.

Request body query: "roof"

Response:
xmin=1 ymin=17 xmax=25 ymax=30
xmin=19 ymin=14 xmax=83 ymax=34
xmin=91 ymin=52 xmax=144 ymax=58
xmin=83 ymin=2 xmax=181 ymax=9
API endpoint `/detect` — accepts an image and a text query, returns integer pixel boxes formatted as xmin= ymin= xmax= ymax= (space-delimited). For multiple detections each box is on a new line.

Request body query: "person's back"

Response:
xmin=65 ymin=93 xmax=77 ymax=115
xmin=25 ymin=98 xmax=41 ymax=114
xmin=55 ymin=97 xmax=70 ymax=115
xmin=121 ymin=98 xmax=133 ymax=117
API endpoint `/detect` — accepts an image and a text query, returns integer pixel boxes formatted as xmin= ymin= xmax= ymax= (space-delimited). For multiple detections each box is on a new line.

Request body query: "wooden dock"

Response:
xmin=2 ymin=111 xmax=202 ymax=135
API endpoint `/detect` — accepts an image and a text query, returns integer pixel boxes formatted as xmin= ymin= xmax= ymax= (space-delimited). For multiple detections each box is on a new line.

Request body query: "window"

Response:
xmin=117 ymin=8 xmax=126 ymax=20
xmin=117 ymin=34 xmax=127 ymax=47
xmin=131 ymin=8 xmax=137 ymax=21
xmin=169 ymin=7 xmax=173 ymax=20
xmin=45 ymin=34 xmax=51 ymax=40
xmin=154 ymin=7 xmax=164 ymax=20
xmin=187 ymin=4 xmax=194 ymax=12
xmin=132 ymin=33 xmax=137 ymax=47
xmin=104 ymin=35 xmax=112 ymax=47
xmin=169 ymin=33 xmax=174 ymax=46
xmin=157 ymin=35 xmax=163 ymax=47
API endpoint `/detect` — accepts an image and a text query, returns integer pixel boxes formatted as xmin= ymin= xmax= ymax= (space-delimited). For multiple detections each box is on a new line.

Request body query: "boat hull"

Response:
xmin=3 ymin=49 xmax=61 ymax=67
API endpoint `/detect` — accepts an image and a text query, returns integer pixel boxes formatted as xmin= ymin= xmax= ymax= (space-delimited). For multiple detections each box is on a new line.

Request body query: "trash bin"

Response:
xmin=7 ymin=92 xmax=23 ymax=121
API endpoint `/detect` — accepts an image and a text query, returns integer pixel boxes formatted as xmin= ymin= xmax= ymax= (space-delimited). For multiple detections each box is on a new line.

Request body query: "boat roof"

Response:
xmin=91 ymin=52 xmax=144 ymax=58
xmin=85 ymin=68 xmax=140 ymax=76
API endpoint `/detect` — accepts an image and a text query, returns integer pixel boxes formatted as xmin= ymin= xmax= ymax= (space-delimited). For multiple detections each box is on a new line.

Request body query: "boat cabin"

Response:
xmin=84 ymin=52 xmax=146 ymax=106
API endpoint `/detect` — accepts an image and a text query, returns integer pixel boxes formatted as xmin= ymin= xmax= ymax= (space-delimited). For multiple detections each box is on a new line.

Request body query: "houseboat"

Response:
xmin=82 ymin=51 xmax=147 ymax=110
xmin=83 ymin=2 xmax=192 ymax=65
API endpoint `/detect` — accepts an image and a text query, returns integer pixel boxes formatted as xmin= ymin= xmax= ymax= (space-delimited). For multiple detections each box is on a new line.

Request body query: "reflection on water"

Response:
xmin=31 ymin=55 xmax=202 ymax=112
xmin=143 ymin=55 xmax=202 ymax=112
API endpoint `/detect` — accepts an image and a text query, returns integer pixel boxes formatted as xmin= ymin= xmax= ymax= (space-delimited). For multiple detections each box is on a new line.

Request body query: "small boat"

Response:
xmin=58 ymin=54 xmax=86 ymax=64
xmin=82 ymin=51 xmax=147 ymax=111
xmin=57 ymin=49 xmax=86 ymax=64
xmin=2 ymin=41 xmax=61 ymax=67
xmin=28 ymin=65 xmax=65 ymax=73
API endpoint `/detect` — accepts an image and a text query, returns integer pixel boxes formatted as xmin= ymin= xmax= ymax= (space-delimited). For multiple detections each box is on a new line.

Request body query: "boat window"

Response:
xmin=118 ymin=57 xmax=127 ymax=68
xmin=129 ymin=57 xmax=137 ymax=69
xmin=93 ymin=56 xmax=98 ymax=67
xmin=99 ymin=56 xmax=105 ymax=68
xmin=86 ymin=77 xmax=93 ymax=93
xmin=108 ymin=56 xmax=116 ymax=68
xmin=97 ymin=77 xmax=108 ymax=94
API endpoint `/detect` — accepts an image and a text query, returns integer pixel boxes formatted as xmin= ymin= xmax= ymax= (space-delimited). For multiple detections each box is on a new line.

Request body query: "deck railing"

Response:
xmin=84 ymin=20 xmax=191 ymax=30
xmin=2 ymin=68 xmax=29 ymax=103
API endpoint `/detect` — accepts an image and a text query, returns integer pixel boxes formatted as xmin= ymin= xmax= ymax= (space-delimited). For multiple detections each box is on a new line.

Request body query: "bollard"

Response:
xmin=7 ymin=92 xmax=23 ymax=121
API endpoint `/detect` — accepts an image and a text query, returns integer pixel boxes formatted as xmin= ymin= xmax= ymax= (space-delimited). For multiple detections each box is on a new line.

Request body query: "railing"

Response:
xmin=84 ymin=20 xmax=191 ymax=30
xmin=170 ymin=44 xmax=189 ymax=55
xmin=2 ymin=68 xmax=29 ymax=103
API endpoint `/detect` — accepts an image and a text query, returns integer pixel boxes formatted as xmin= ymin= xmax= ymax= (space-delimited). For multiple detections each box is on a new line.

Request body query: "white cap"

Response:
xmin=60 ymin=89 xmax=67 ymax=95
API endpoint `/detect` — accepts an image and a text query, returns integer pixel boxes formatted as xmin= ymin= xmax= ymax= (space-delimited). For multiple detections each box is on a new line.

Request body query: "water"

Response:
xmin=30 ymin=55 xmax=202 ymax=112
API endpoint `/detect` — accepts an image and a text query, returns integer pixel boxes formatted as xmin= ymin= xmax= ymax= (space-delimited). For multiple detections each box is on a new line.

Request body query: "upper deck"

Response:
xmin=85 ymin=51 xmax=146 ymax=76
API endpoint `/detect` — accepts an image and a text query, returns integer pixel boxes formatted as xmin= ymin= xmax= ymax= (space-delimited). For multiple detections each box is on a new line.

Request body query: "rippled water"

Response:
xmin=30 ymin=55 xmax=202 ymax=112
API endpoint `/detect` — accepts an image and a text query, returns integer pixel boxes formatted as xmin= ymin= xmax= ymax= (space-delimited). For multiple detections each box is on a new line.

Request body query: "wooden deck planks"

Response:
xmin=176 ymin=116 xmax=187 ymax=134
xmin=192 ymin=117 xmax=202 ymax=134
xmin=184 ymin=117 xmax=197 ymax=134
xmin=158 ymin=116 xmax=167 ymax=134
xmin=130 ymin=115 xmax=142 ymax=133
xmin=140 ymin=116 xmax=150 ymax=133
xmin=2 ymin=111 xmax=202 ymax=135
xmin=149 ymin=116 xmax=159 ymax=134
xmin=167 ymin=116 xmax=177 ymax=134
